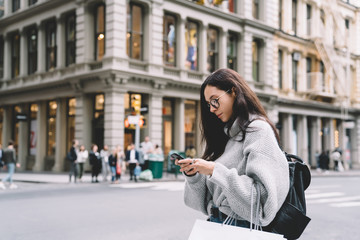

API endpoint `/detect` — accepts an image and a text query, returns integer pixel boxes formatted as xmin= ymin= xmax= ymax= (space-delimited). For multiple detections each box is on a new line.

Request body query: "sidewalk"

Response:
xmin=1 ymin=169 xmax=359 ymax=184
xmin=0 ymin=171 xmax=185 ymax=184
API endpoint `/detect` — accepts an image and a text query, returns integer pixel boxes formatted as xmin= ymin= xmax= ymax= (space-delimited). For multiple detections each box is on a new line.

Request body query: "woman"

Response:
xmin=77 ymin=145 xmax=88 ymax=182
xmin=89 ymin=144 xmax=101 ymax=183
xmin=108 ymin=148 xmax=118 ymax=183
xmin=176 ymin=68 xmax=289 ymax=228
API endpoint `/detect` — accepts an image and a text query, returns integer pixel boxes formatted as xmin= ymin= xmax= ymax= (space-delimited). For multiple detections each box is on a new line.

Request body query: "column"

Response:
xmin=174 ymin=98 xmax=185 ymax=152
xmin=4 ymin=0 xmax=10 ymax=16
xmin=56 ymin=16 xmax=65 ymax=69
xmin=298 ymin=115 xmax=308 ymax=164
xmin=53 ymin=98 xmax=66 ymax=172
xmin=20 ymin=0 xmax=27 ymax=11
xmin=298 ymin=56 xmax=306 ymax=92
xmin=352 ymin=117 xmax=360 ymax=168
xmin=20 ymin=29 xmax=27 ymax=76
xmin=2 ymin=106 xmax=13 ymax=147
xmin=282 ymin=113 xmax=294 ymax=154
xmin=37 ymin=23 xmax=45 ymax=73
xmin=18 ymin=104 xmax=29 ymax=171
xmin=178 ymin=18 xmax=186 ymax=72
xmin=243 ymin=0 xmax=252 ymax=19
xmin=311 ymin=117 xmax=322 ymax=168
xmin=339 ymin=120 xmax=348 ymax=170
xmin=264 ymin=38 xmax=274 ymax=92
xmin=75 ymin=3 xmax=87 ymax=63
xmin=199 ymin=24 xmax=207 ymax=73
xmin=148 ymin=93 xmax=163 ymax=149
xmin=3 ymin=34 xmax=11 ymax=79
xmin=103 ymin=88 xmax=126 ymax=150
xmin=33 ymin=102 xmax=47 ymax=172
xmin=218 ymin=29 xmax=227 ymax=69
xmin=242 ymin=32 xmax=253 ymax=84
xmin=283 ymin=0 xmax=292 ymax=34
xmin=148 ymin=1 xmax=163 ymax=73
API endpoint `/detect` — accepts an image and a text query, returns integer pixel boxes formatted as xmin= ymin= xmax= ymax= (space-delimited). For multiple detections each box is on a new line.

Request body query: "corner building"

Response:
xmin=0 ymin=0 xmax=359 ymax=173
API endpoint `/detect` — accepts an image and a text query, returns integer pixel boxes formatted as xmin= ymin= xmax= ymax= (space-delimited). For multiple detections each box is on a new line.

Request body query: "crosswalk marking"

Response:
xmin=306 ymin=192 xmax=345 ymax=199
xmin=307 ymin=195 xmax=360 ymax=204
xmin=330 ymin=202 xmax=360 ymax=207
xmin=109 ymin=182 xmax=185 ymax=192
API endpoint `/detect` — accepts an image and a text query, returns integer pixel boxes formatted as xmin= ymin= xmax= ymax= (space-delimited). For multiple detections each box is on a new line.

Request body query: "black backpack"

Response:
xmin=263 ymin=153 xmax=311 ymax=240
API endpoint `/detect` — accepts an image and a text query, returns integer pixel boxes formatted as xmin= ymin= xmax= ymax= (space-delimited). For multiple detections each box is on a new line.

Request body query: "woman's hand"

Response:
xmin=177 ymin=158 xmax=215 ymax=176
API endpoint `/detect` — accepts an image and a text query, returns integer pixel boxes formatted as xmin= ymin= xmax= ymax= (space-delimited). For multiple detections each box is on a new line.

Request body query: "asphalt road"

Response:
xmin=1 ymin=176 xmax=359 ymax=240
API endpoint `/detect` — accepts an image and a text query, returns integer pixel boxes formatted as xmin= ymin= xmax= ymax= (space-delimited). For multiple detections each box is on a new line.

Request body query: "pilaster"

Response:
xmin=174 ymin=98 xmax=185 ymax=152
xmin=53 ymin=98 xmax=67 ymax=172
xmin=33 ymin=101 xmax=47 ymax=172
xmin=18 ymin=104 xmax=29 ymax=171
xmin=148 ymin=93 xmax=163 ymax=148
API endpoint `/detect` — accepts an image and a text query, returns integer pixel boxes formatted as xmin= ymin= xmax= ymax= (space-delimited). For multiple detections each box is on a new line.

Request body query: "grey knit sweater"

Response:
xmin=184 ymin=118 xmax=289 ymax=226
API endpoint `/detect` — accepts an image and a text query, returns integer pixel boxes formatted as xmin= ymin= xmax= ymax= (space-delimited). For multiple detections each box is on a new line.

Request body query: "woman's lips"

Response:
xmin=217 ymin=113 xmax=222 ymax=118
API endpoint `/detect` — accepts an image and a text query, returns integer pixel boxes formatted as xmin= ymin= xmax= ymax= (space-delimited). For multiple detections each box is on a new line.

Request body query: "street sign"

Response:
xmin=16 ymin=114 xmax=28 ymax=121
xmin=140 ymin=105 xmax=148 ymax=114
xmin=128 ymin=115 xmax=140 ymax=125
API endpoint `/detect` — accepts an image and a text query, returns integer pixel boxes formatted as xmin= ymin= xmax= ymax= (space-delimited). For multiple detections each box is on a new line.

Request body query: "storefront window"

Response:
xmin=127 ymin=3 xmax=143 ymax=60
xmin=27 ymin=27 xmax=37 ymax=74
xmin=66 ymin=12 xmax=76 ymax=66
xmin=185 ymin=21 xmax=198 ymax=71
xmin=0 ymin=36 xmax=3 ymax=78
xmin=93 ymin=94 xmax=104 ymax=149
xmin=95 ymin=4 xmax=105 ymax=61
xmin=47 ymin=101 xmax=57 ymax=156
xmin=13 ymin=106 xmax=21 ymax=151
xmin=67 ymin=98 xmax=76 ymax=151
xmin=30 ymin=104 xmax=38 ymax=156
xmin=162 ymin=99 xmax=174 ymax=162
xmin=207 ymin=27 xmax=218 ymax=73
xmin=185 ymin=100 xmax=196 ymax=155
xmin=163 ymin=14 xmax=176 ymax=67
xmin=13 ymin=0 xmax=20 ymax=12
xmin=45 ymin=20 xmax=57 ymax=71
xmin=227 ymin=32 xmax=237 ymax=71
xmin=12 ymin=33 xmax=20 ymax=78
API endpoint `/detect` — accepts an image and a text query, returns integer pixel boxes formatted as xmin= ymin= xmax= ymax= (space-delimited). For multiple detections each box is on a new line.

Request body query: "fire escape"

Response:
xmin=311 ymin=0 xmax=353 ymax=118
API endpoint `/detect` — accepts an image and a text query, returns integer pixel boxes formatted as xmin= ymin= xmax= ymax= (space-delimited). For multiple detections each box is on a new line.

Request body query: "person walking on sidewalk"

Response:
xmin=0 ymin=140 xmax=21 ymax=190
xmin=68 ymin=139 xmax=79 ymax=183
xmin=108 ymin=148 xmax=118 ymax=183
xmin=77 ymin=145 xmax=88 ymax=182
xmin=126 ymin=143 xmax=140 ymax=182
xmin=100 ymin=145 xmax=110 ymax=182
xmin=89 ymin=144 xmax=102 ymax=183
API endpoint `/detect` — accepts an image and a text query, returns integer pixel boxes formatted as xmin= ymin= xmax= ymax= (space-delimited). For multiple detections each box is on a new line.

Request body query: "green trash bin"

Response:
xmin=148 ymin=153 xmax=164 ymax=179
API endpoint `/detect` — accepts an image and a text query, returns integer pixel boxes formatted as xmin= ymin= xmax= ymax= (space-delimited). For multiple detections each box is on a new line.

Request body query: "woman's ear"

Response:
xmin=231 ymin=87 xmax=236 ymax=97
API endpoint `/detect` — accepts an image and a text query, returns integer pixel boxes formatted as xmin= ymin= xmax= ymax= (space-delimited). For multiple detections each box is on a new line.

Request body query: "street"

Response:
xmin=0 ymin=176 xmax=359 ymax=240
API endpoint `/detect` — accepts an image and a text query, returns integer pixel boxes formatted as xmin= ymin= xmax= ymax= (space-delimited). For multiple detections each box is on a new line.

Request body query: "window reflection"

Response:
xmin=227 ymin=32 xmax=237 ymax=70
xmin=12 ymin=33 xmax=20 ymax=78
xmin=185 ymin=21 xmax=198 ymax=71
xmin=127 ymin=3 xmax=143 ymax=60
xmin=47 ymin=101 xmax=57 ymax=156
xmin=207 ymin=27 xmax=218 ymax=73
xmin=185 ymin=100 xmax=196 ymax=156
xmin=66 ymin=12 xmax=76 ymax=66
xmin=27 ymin=27 xmax=37 ymax=74
xmin=46 ymin=20 xmax=57 ymax=71
xmin=67 ymin=98 xmax=76 ymax=151
xmin=95 ymin=4 xmax=105 ymax=61
xmin=163 ymin=14 xmax=176 ymax=67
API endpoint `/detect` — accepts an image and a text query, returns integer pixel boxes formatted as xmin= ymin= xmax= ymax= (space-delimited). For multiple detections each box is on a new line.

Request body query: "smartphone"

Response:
xmin=170 ymin=153 xmax=184 ymax=160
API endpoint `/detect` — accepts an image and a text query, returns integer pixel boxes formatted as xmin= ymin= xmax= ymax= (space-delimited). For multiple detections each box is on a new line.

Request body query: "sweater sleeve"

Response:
xmin=183 ymin=173 xmax=211 ymax=215
xmin=208 ymin=120 xmax=289 ymax=226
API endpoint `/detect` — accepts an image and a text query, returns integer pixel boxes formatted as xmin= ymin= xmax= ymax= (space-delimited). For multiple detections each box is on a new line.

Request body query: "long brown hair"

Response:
xmin=200 ymin=68 xmax=280 ymax=161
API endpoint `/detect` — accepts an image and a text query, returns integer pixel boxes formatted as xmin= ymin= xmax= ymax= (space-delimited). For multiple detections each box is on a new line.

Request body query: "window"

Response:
xmin=253 ymin=0 xmax=259 ymax=19
xmin=292 ymin=53 xmax=299 ymax=91
xmin=127 ymin=3 xmax=143 ymax=60
xmin=47 ymin=101 xmax=57 ymax=156
xmin=27 ymin=27 xmax=37 ymax=74
xmin=93 ymin=94 xmax=104 ymax=149
xmin=320 ymin=9 xmax=325 ymax=25
xmin=320 ymin=61 xmax=325 ymax=90
xmin=45 ymin=20 xmax=57 ymax=71
xmin=292 ymin=0 xmax=297 ymax=35
xmin=345 ymin=19 xmax=349 ymax=30
xmin=12 ymin=0 xmax=20 ymax=12
xmin=227 ymin=32 xmax=237 ymax=71
xmin=163 ymin=14 xmax=176 ymax=67
xmin=11 ymin=33 xmax=20 ymax=78
xmin=306 ymin=57 xmax=311 ymax=89
xmin=278 ymin=0 xmax=282 ymax=29
xmin=306 ymin=4 xmax=311 ymax=36
xmin=207 ymin=27 xmax=218 ymax=73
xmin=66 ymin=12 xmax=76 ymax=66
xmin=278 ymin=50 xmax=283 ymax=89
xmin=185 ymin=100 xmax=196 ymax=154
xmin=67 ymin=98 xmax=76 ymax=151
xmin=13 ymin=106 xmax=21 ymax=150
xmin=0 ymin=36 xmax=3 ymax=78
xmin=29 ymin=0 xmax=37 ymax=5
xmin=0 ymin=0 xmax=4 ymax=18
xmin=185 ymin=21 xmax=198 ymax=71
xmin=0 ymin=108 xmax=3 ymax=145
xmin=29 ymin=104 xmax=38 ymax=155
xmin=252 ymin=39 xmax=261 ymax=82
xmin=228 ymin=0 xmax=235 ymax=13
xmin=95 ymin=4 xmax=105 ymax=61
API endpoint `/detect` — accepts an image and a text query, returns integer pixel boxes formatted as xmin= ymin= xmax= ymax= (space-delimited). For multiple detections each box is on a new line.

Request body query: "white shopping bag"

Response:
xmin=188 ymin=219 xmax=284 ymax=240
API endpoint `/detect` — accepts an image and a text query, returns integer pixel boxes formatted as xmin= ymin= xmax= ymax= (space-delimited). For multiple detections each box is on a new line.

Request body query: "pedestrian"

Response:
xmin=140 ymin=136 xmax=153 ymax=170
xmin=126 ymin=143 xmax=140 ymax=182
xmin=77 ymin=145 xmax=88 ymax=182
xmin=175 ymin=68 xmax=289 ymax=228
xmin=315 ymin=150 xmax=321 ymax=172
xmin=108 ymin=148 xmax=118 ymax=183
xmin=116 ymin=145 xmax=125 ymax=182
xmin=0 ymin=140 xmax=21 ymax=190
xmin=100 ymin=145 xmax=110 ymax=181
xmin=185 ymin=145 xmax=196 ymax=158
xmin=319 ymin=150 xmax=329 ymax=172
xmin=0 ymin=143 xmax=3 ymax=170
xmin=330 ymin=149 xmax=341 ymax=171
xmin=89 ymin=144 xmax=102 ymax=183
xmin=68 ymin=139 xmax=79 ymax=183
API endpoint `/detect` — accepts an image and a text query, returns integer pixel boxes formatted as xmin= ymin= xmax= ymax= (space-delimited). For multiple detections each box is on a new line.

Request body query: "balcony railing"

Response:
xmin=306 ymin=72 xmax=336 ymax=100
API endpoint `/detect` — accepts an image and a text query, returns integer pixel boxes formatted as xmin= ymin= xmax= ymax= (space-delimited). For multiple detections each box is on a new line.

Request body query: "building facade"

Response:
xmin=0 ymin=0 xmax=359 ymax=172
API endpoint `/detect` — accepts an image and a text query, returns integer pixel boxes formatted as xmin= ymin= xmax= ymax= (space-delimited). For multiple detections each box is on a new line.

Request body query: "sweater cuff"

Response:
xmin=208 ymin=162 xmax=230 ymax=188
xmin=184 ymin=172 xmax=202 ymax=184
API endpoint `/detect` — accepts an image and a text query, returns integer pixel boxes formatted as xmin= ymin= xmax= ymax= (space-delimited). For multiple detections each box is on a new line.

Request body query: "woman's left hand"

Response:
xmin=178 ymin=158 xmax=215 ymax=176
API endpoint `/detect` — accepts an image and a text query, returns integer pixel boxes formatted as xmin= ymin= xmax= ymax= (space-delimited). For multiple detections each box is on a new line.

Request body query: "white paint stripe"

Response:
xmin=307 ymin=185 xmax=341 ymax=189
xmin=306 ymin=192 xmax=345 ymax=199
xmin=307 ymin=196 xmax=360 ymax=204
xmin=330 ymin=202 xmax=360 ymax=207
xmin=305 ymin=190 xmax=320 ymax=194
